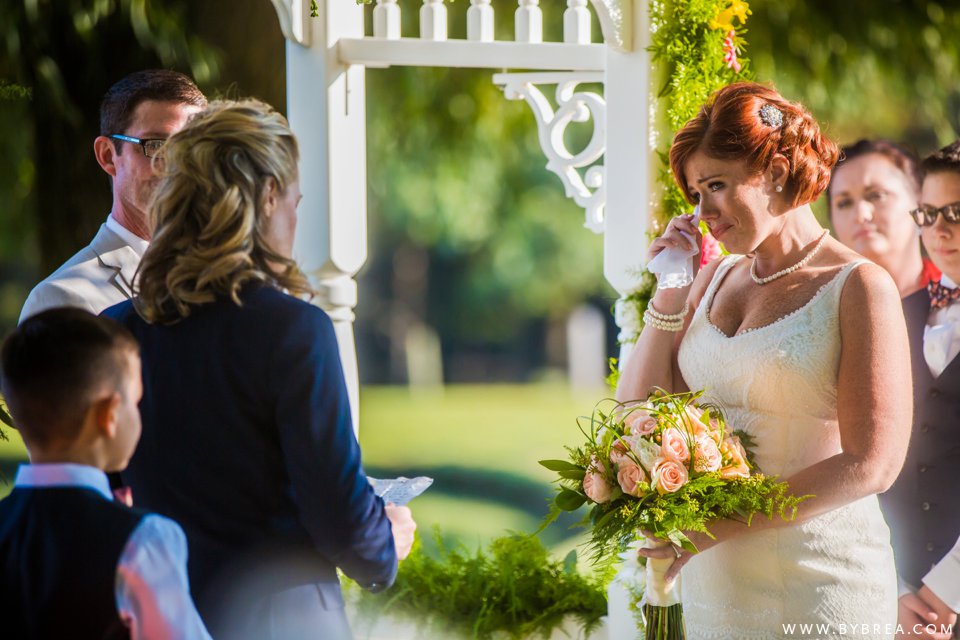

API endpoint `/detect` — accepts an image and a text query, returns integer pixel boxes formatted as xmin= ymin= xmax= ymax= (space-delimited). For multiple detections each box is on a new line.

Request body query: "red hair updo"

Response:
xmin=669 ymin=82 xmax=839 ymax=208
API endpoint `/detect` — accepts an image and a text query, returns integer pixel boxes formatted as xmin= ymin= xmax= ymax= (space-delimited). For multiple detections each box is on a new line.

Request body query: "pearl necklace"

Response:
xmin=750 ymin=230 xmax=830 ymax=285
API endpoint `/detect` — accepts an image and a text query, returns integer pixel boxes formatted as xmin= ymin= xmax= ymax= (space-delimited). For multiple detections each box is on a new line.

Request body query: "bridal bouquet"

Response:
xmin=540 ymin=390 xmax=806 ymax=640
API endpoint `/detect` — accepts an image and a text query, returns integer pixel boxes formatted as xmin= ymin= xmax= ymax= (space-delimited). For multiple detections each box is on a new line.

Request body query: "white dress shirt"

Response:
xmin=924 ymin=535 xmax=960 ymax=613
xmin=924 ymin=274 xmax=960 ymax=377
xmin=105 ymin=214 xmax=149 ymax=257
xmin=14 ymin=463 xmax=212 ymax=640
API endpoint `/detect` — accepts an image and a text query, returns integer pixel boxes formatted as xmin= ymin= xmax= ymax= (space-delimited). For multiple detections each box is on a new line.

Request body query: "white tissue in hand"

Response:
xmin=647 ymin=232 xmax=699 ymax=289
xmin=368 ymin=476 xmax=433 ymax=506
xmin=648 ymin=208 xmax=701 ymax=289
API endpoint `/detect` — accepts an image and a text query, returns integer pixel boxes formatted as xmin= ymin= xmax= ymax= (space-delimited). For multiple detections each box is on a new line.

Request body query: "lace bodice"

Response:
xmin=679 ymin=255 xmax=863 ymax=478
xmin=673 ymin=254 xmax=897 ymax=639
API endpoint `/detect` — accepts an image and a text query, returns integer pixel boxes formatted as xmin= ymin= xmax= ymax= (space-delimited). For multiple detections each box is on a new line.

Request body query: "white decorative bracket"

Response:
xmin=589 ymin=0 xmax=631 ymax=51
xmin=493 ymin=72 xmax=606 ymax=233
xmin=270 ymin=0 xmax=312 ymax=46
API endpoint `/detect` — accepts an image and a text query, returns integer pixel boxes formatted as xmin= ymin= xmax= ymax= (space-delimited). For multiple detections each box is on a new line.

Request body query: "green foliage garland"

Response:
xmin=648 ymin=0 xmax=752 ymax=231
xmin=615 ymin=0 xmax=751 ymax=347
xmin=349 ymin=532 xmax=609 ymax=640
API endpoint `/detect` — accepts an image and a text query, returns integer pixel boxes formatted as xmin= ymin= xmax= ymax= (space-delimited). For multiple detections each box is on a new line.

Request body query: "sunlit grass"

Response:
xmin=359 ymin=383 xmax=603 ymax=485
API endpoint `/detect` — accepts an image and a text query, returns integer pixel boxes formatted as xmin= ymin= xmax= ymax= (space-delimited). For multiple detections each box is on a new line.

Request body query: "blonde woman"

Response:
xmin=103 ymin=99 xmax=415 ymax=640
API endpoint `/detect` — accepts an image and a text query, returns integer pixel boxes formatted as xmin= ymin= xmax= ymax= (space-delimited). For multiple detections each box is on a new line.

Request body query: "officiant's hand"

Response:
xmin=385 ymin=503 xmax=416 ymax=560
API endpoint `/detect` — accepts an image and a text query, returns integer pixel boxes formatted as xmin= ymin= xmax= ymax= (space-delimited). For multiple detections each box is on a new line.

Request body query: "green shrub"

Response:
xmin=349 ymin=531 xmax=610 ymax=640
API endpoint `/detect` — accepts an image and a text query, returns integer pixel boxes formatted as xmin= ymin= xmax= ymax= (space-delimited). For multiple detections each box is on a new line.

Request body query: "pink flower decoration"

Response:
xmin=723 ymin=30 xmax=742 ymax=73
xmin=700 ymin=230 xmax=723 ymax=269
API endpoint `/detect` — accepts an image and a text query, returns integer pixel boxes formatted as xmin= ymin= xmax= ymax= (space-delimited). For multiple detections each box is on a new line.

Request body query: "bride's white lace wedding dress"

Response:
xmin=676 ymin=255 xmax=898 ymax=640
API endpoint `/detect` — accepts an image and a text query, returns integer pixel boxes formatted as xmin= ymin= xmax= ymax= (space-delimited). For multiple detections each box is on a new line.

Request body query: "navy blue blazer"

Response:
xmin=103 ymin=286 xmax=396 ymax=631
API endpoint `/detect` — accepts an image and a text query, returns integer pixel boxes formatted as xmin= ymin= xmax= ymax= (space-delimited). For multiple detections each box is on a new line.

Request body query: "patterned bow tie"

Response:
xmin=928 ymin=279 xmax=960 ymax=310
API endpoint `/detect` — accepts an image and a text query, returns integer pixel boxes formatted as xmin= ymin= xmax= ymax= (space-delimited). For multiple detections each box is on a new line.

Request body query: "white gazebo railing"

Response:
xmin=270 ymin=0 xmax=658 ymax=434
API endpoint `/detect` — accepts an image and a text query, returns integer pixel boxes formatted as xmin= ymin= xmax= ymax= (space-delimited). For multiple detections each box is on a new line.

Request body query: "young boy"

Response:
xmin=895 ymin=140 xmax=960 ymax=638
xmin=0 ymin=308 xmax=211 ymax=639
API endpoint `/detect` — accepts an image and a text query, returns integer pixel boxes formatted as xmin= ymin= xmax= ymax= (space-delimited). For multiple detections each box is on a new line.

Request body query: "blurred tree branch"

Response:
xmin=0 ymin=0 xmax=221 ymax=277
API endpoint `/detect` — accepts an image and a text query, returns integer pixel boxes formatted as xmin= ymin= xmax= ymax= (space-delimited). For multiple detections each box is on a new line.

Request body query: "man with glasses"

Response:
xmin=19 ymin=70 xmax=206 ymax=322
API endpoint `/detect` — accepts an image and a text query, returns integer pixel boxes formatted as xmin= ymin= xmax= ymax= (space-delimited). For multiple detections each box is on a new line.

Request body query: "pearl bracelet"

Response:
xmin=642 ymin=309 xmax=684 ymax=332
xmin=646 ymin=302 xmax=689 ymax=322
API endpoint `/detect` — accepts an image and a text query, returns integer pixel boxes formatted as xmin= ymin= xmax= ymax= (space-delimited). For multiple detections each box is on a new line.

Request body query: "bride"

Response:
xmin=617 ymin=82 xmax=910 ymax=639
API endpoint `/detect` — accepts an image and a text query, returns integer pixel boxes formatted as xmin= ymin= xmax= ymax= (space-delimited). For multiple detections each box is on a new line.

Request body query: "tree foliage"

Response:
xmin=749 ymin=0 xmax=960 ymax=150
xmin=0 ymin=0 xmax=222 ymax=271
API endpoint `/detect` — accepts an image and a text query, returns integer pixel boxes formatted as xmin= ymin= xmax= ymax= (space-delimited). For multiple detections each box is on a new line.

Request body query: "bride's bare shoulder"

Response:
xmin=837 ymin=259 xmax=902 ymax=319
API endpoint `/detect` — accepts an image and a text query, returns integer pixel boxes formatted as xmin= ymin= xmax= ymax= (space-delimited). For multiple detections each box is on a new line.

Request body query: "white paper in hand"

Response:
xmin=368 ymin=476 xmax=433 ymax=506
xmin=646 ymin=206 xmax=701 ymax=289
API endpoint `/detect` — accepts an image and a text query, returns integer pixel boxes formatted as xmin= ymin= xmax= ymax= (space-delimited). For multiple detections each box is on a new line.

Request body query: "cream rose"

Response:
xmin=617 ymin=461 xmax=647 ymax=497
xmin=659 ymin=427 xmax=691 ymax=464
xmin=652 ymin=458 xmax=689 ymax=494
xmin=693 ymin=435 xmax=722 ymax=473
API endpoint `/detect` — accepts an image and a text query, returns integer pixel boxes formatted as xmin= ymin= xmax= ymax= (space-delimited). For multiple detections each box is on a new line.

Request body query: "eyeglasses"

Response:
xmin=109 ymin=134 xmax=166 ymax=159
xmin=910 ymin=202 xmax=960 ymax=227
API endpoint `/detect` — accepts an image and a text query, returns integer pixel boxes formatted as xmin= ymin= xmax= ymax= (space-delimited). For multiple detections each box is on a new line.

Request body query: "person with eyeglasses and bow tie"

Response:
xmin=881 ymin=140 xmax=960 ymax=639
xmin=18 ymin=70 xmax=206 ymax=324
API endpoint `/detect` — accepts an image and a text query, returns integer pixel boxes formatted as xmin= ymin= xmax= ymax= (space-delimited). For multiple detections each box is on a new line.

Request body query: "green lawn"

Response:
xmin=358 ymin=383 xmax=602 ymax=555
xmin=0 ymin=384 xmax=603 ymax=558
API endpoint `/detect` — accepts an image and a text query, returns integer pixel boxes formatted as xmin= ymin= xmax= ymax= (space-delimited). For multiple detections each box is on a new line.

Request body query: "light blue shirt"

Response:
xmin=14 ymin=463 xmax=212 ymax=640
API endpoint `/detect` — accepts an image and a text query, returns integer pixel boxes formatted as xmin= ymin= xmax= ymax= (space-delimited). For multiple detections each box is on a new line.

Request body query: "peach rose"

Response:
xmin=684 ymin=405 xmax=705 ymax=424
xmin=625 ymin=409 xmax=658 ymax=437
xmin=583 ymin=458 xmax=613 ymax=503
xmin=659 ymin=427 xmax=691 ymax=464
xmin=652 ymin=458 xmax=689 ymax=495
xmin=693 ymin=435 xmax=722 ymax=473
xmin=719 ymin=435 xmax=750 ymax=479
xmin=609 ymin=440 xmax=630 ymax=466
xmin=617 ymin=461 xmax=647 ymax=497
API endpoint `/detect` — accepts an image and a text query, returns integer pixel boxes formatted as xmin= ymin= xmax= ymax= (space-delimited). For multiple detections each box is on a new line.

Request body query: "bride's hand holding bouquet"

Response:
xmin=541 ymin=390 xmax=808 ymax=639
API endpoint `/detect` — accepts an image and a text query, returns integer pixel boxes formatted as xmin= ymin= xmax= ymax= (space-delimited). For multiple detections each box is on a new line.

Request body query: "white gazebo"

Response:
xmin=268 ymin=0 xmax=660 ymax=435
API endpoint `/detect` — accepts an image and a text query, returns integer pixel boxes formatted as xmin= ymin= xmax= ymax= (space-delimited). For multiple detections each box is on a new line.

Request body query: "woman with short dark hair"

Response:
xmin=828 ymin=139 xmax=937 ymax=297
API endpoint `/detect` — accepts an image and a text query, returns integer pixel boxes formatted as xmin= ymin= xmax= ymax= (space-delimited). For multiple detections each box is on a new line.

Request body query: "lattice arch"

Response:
xmin=269 ymin=0 xmax=659 ymax=434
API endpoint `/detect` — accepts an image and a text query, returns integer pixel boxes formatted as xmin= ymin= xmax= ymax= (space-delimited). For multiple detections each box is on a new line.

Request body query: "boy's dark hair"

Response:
xmin=922 ymin=140 xmax=960 ymax=177
xmin=1 ymin=308 xmax=139 ymax=447
xmin=100 ymin=69 xmax=207 ymax=152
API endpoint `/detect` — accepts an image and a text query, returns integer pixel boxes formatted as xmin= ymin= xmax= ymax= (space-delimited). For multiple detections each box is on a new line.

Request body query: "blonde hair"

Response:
xmin=136 ymin=99 xmax=312 ymax=324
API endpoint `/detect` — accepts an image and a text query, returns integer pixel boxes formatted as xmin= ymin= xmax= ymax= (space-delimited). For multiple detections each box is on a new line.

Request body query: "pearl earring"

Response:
xmin=775 ymin=185 xmax=783 ymax=193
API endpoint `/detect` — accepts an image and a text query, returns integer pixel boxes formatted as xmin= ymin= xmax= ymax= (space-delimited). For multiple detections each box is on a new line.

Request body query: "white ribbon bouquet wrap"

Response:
xmin=640 ymin=536 xmax=682 ymax=608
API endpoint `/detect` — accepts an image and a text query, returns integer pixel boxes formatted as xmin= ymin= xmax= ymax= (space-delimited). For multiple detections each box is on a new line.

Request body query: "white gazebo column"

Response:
xmin=596 ymin=0 xmax=656 ymax=365
xmin=275 ymin=0 xmax=367 ymax=435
